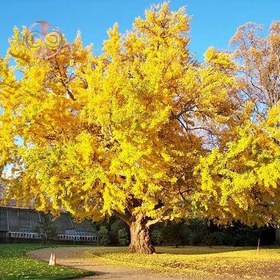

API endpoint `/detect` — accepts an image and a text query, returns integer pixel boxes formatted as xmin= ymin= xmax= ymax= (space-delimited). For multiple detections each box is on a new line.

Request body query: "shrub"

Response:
xmin=204 ymin=232 xmax=226 ymax=246
xmin=98 ymin=226 xmax=110 ymax=246
xmin=118 ymin=228 xmax=129 ymax=246
xmin=110 ymin=219 xmax=128 ymax=245
xmin=151 ymin=229 xmax=163 ymax=245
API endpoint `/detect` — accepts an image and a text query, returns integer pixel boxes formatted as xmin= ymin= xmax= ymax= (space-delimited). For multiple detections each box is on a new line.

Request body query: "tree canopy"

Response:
xmin=0 ymin=3 xmax=279 ymax=253
xmin=195 ymin=21 xmax=280 ymax=226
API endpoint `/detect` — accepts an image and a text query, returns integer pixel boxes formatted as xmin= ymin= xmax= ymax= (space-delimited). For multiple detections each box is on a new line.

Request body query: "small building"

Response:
xmin=0 ymin=182 xmax=98 ymax=243
xmin=0 ymin=206 xmax=98 ymax=243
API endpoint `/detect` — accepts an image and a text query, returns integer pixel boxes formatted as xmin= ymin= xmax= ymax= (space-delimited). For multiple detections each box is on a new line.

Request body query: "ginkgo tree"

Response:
xmin=195 ymin=22 xmax=280 ymax=226
xmin=0 ymin=3 xmax=242 ymax=254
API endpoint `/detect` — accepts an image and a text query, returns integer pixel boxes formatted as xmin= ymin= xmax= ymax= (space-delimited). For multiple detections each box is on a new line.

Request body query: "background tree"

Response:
xmin=0 ymin=3 xmax=241 ymax=253
xmin=195 ymin=22 xmax=280 ymax=226
xmin=151 ymin=229 xmax=163 ymax=246
xmin=109 ymin=218 xmax=128 ymax=245
xmin=117 ymin=228 xmax=129 ymax=246
xmin=230 ymin=21 xmax=280 ymax=118
xmin=98 ymin=226 xmax=110 ymax=246
xmin=34 ymin=214 xmax=57 ymax=244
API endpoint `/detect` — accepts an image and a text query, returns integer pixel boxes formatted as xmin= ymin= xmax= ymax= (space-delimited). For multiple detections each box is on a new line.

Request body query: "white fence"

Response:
xmin=8 ymin=231 xmax=97 ymax=242
xmin=8 ymin=231 xmax=41 ymax=239
xmin=57 ymin=234 xmax=97 ymax=242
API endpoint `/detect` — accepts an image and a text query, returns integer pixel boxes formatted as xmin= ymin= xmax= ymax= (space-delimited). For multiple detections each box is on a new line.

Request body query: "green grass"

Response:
xmin=87 ymin=246 xmax=280 ymax=279
xmin=0 ymin=243 xmax=94 ymax=280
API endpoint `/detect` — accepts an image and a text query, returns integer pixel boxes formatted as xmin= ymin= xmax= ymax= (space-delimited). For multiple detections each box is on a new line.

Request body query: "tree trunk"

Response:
xmin=128 ymin=214 xmax=155 ymax=254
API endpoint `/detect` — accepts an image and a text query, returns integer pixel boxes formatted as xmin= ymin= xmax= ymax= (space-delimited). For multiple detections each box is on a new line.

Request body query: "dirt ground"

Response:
xmin=28 ymin=247 xmax=184 ymax=280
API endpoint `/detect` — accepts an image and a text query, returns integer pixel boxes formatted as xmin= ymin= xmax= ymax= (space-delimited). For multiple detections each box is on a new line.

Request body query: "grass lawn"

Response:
xmin=0 ymin=243 xmax=94 ymax=280
xmin=87 ymin=246 xmax=280 ymax=279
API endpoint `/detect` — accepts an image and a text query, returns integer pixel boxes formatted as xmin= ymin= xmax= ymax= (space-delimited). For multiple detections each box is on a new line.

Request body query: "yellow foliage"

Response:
xmin=1 ymin=2 xmax=277 ymax=231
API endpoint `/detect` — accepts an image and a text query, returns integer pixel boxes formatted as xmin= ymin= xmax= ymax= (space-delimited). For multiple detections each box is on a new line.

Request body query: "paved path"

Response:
xmin=28 ymin=247 xmax=185 ymax=280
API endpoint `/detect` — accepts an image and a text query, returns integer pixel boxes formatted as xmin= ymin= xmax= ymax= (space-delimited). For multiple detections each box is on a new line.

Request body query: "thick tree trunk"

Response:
xmin=128 ymin=214 xmax=155 ymax=254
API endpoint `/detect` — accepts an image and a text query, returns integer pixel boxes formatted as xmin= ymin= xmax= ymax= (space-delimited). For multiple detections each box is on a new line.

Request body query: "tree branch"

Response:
xmin=146 ymin=215 xmax=170 ymax=228
xmin=112 ymin=209 xmax=132 ymax=226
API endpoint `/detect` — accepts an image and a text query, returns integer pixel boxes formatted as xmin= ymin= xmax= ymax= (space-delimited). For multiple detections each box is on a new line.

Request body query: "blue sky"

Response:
xmin=1 ymin=0 xmax=279 ymax=60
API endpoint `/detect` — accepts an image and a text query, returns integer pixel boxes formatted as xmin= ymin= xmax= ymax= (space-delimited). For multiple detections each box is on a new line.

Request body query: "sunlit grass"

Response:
xmin=2 ymin=243 xmax=280 ymax=279
xmin=87 ymin=246 xmax=280 ymax=279
xmin=0 ymin=243 xmax=94 ymax=280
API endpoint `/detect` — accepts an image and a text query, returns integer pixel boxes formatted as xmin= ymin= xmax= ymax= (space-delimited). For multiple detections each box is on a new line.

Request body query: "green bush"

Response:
xmin=162 ymin=221 xmax=186 ymax=246
xmin=204 ymin=232 xmax=226 ymax=246
xmin=110 ymin=219 xmax=128 ymax=245
xmin=118 ymin=228 xmax=129 ymax=245
xmin=151 ymin=229 xmax=163 ymax=245
xmin=95 ymin=216 xmax=129 ymax=245
xmin=98 ymin=226 xmax=110 ymax=246
xmin=183 ymin=219 xmax=208 ymax=245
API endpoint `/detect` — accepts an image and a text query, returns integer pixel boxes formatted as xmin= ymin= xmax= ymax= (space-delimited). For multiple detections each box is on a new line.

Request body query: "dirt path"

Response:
xmin=28 ymin=247 xmax=184 ymax=280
